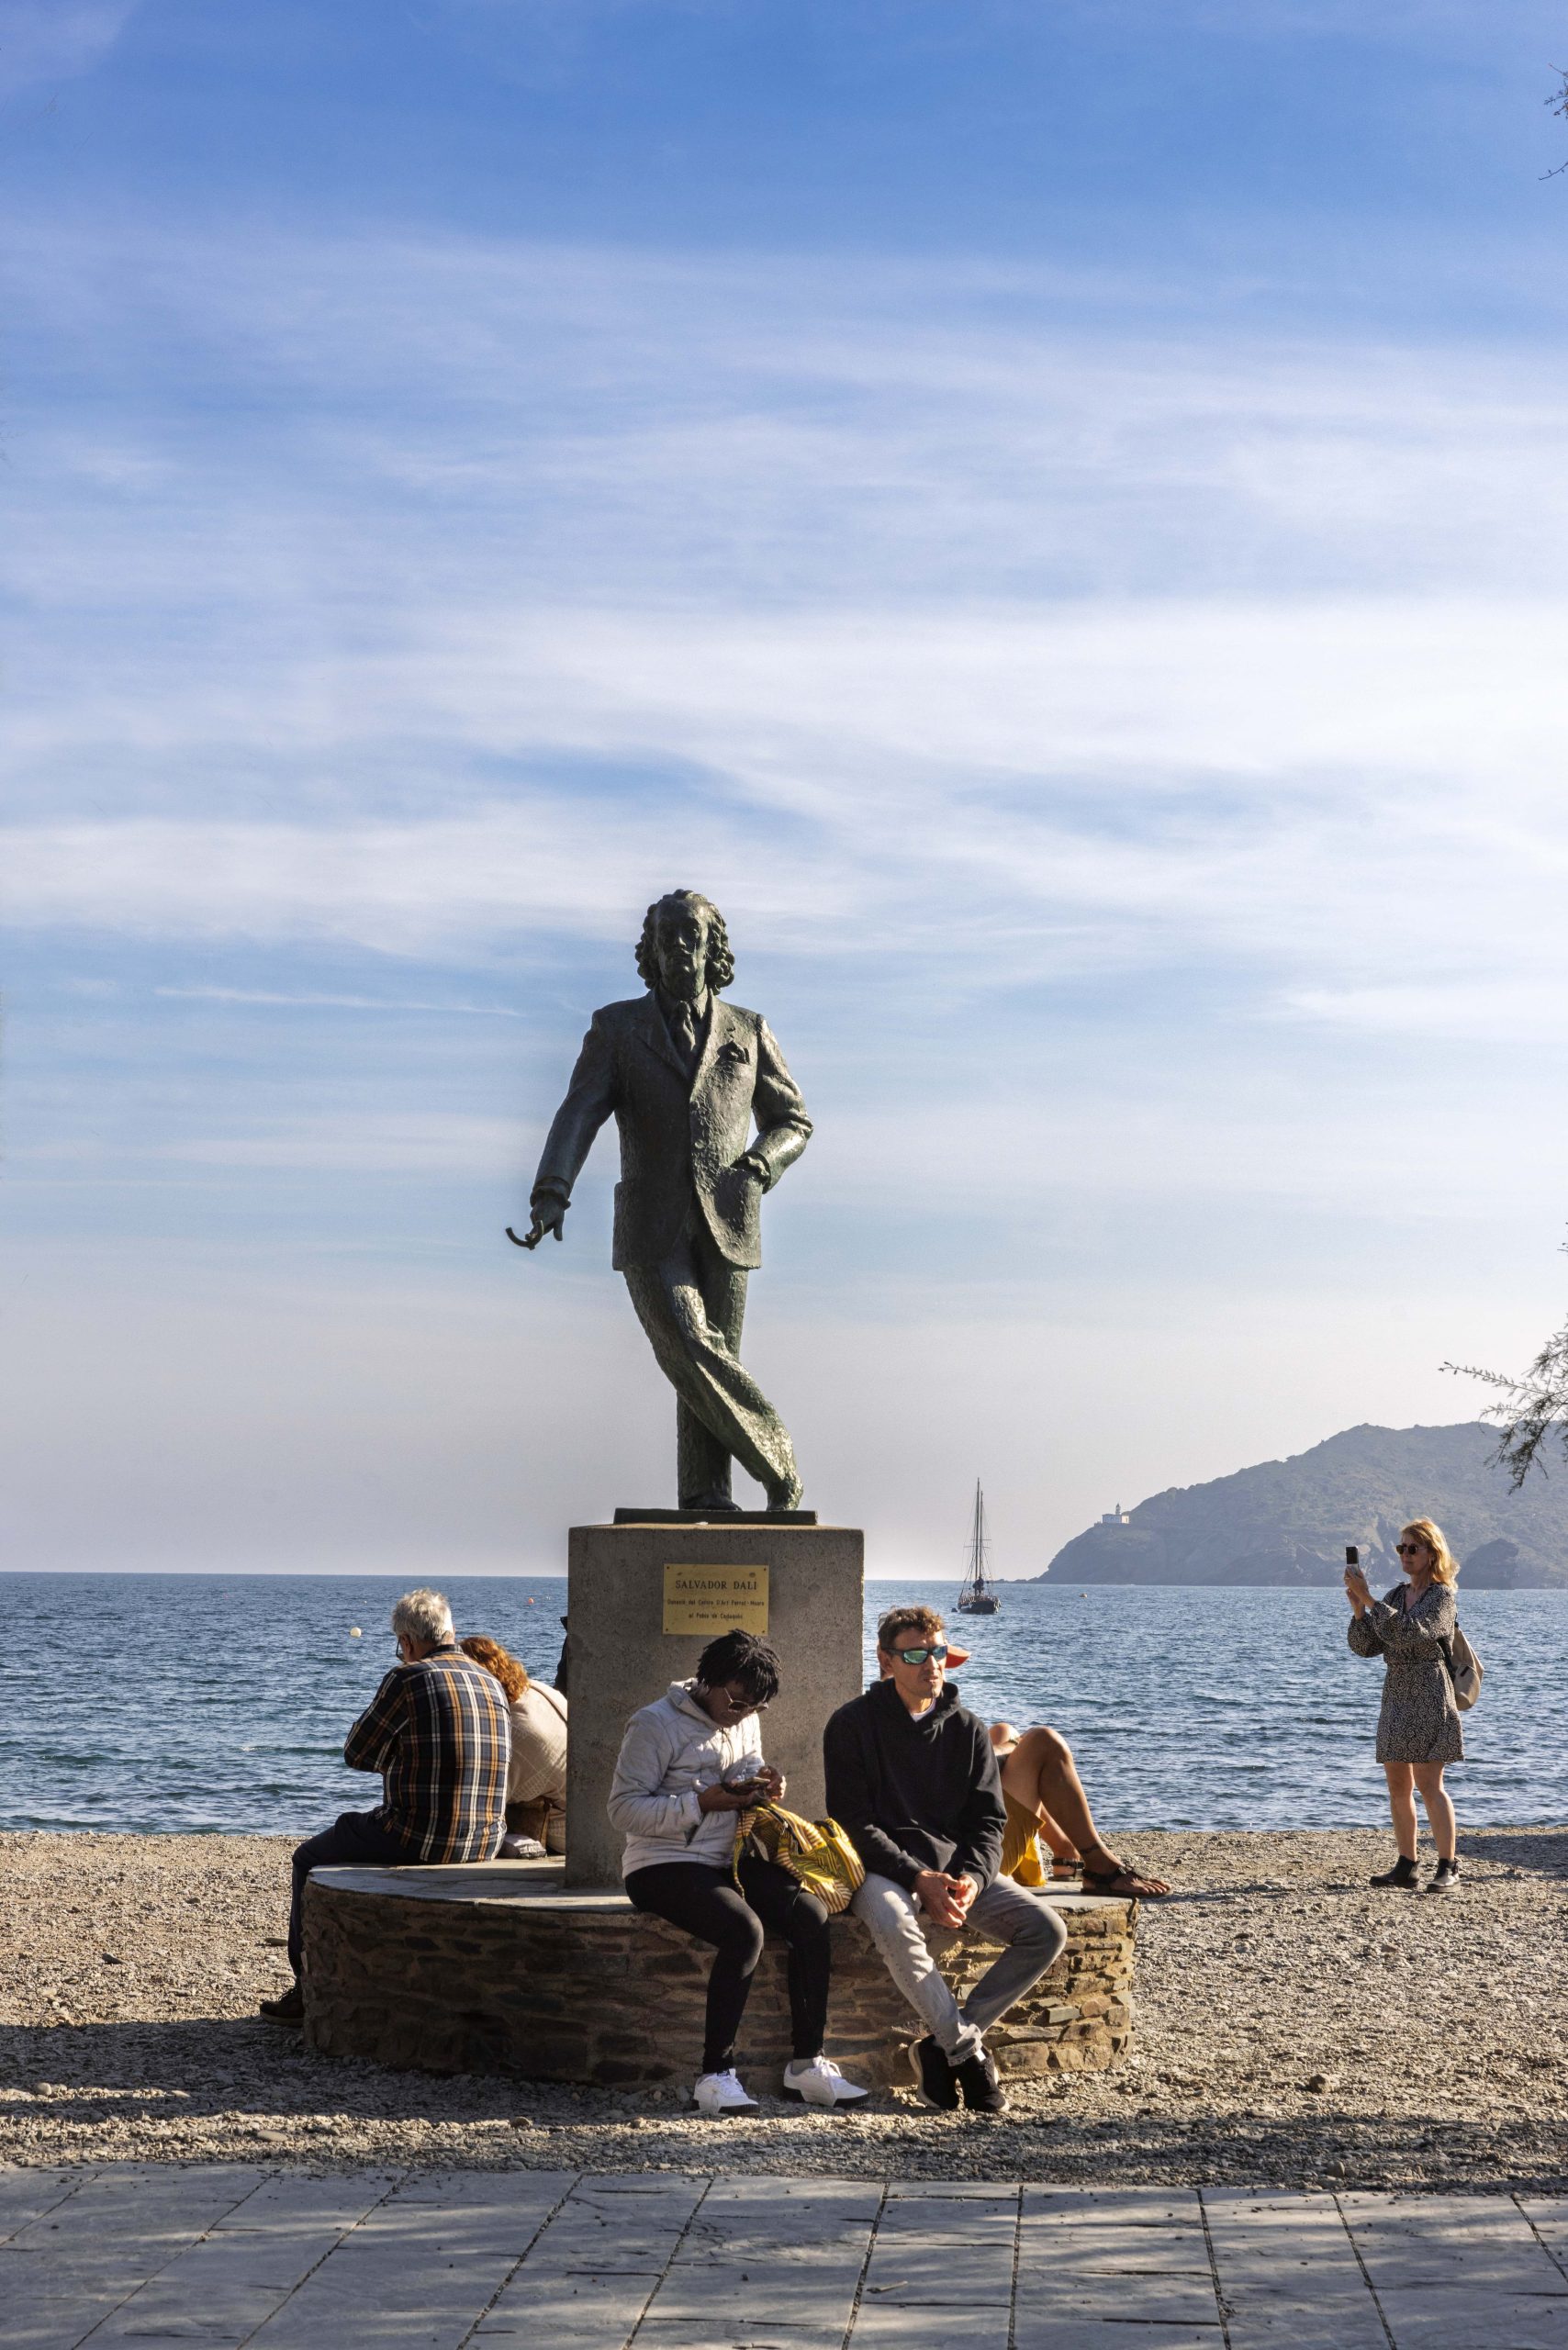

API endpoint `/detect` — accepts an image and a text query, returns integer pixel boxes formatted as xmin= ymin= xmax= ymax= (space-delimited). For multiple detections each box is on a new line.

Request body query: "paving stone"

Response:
xmin=0 ymin=2171 xmax=81 ymax=2242
xmin=853 ymin=2188 xmax=1016 ymax=2344
xmin=1013 ymin=2322 xmax=1221 ymax=2350
xmin=1374 ymin=2290 xmax=1568 ymax=2350
xmin=1024 ymin=2186 xmax=1204 ymax=2227
xmin=1518 ymin=2204 xmax=1568 ymax=2275
xmin=1202 ymin=2188 xmax=1389 ymax=2350
xmin=1339 ymin=2193 xmax=1568 ymax=2297
xmin=470 ymin=2267 xmax=664 ymax=2346
xmin=513 ymin=2176 xmax=706 ymax=2274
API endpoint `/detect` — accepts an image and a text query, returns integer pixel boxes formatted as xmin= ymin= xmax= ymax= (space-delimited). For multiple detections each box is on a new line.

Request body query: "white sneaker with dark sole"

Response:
xmin=692 ymin=2068 xmax=759 ymax=2118
xmin=781 ymin=2055 xmax=869 ymax=2109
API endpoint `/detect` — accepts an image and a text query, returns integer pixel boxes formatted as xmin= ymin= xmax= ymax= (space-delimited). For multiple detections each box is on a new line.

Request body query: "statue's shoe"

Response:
xmin=679 ymin=1492 xmax=743 ymax=1514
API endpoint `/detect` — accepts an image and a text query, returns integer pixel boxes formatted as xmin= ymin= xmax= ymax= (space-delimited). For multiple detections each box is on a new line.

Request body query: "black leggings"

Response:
xmin=624 ymin=1854 xmax=831 ymax=2076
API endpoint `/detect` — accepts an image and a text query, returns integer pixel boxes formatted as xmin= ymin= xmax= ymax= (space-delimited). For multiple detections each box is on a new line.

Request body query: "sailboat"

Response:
xmin=956 ymin=1479 xmax=1001 ymax=1616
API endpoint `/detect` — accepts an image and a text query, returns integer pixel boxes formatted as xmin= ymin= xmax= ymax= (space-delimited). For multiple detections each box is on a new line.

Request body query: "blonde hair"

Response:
xmin=1400 ymin=1519 xmax=1459 ymax=1584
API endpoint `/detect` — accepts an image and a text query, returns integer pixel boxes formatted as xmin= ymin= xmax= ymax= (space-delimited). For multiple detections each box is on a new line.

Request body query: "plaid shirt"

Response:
xmin=343 ymin=1646 xmax=510 ymax=1863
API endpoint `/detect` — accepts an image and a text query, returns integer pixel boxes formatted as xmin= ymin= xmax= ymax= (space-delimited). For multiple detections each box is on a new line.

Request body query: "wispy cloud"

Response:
xmin=0 ymin=1 xmax=137 ymax=97
xmin=152 ymin=985 xmax=522 ymax=1017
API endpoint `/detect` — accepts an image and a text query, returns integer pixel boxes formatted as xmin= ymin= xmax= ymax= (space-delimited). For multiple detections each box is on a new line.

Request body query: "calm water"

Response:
xmin=4 ymin=1573 xmax=1563 ymax=1836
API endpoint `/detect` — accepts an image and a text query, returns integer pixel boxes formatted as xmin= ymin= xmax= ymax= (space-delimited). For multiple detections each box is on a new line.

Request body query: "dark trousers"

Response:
xmin=624 ymin=1854 xmax=831 ymax=2075
xmin=288 ymin=1809 xmax=409 ymax=1976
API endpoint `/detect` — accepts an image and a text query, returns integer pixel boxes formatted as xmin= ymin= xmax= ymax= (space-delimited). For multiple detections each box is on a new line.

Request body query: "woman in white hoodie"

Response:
xmin=609 ymin=1628 xmax=867 ymax=2118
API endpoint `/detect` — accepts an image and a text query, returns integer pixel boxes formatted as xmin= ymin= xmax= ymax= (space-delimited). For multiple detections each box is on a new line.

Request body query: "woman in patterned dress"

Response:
xmin=1345 ymin=1517 xmax=1463 ymax=1894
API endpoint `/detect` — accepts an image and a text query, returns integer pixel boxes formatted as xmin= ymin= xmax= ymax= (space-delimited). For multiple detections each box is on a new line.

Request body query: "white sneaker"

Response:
xmin=692 ymin=2068 xmax=759 ymax=2118
xmin=782 ymin=2055 xmax=870 ymax=2109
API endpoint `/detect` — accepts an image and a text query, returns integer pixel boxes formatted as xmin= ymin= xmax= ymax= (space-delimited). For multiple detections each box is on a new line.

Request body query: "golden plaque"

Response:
xmin=662 ymin=1563 xmax=769 ymax=1636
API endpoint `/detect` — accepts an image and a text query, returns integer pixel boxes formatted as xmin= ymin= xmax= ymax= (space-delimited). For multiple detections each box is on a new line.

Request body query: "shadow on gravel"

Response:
xmin=4 ymin=2020 xmax=1566 ymax=2193
xmin=1462 ymin=1827 xmax=1568 ymax=1877
xmin=2 ymin=2016 xmax=535 ymax=2125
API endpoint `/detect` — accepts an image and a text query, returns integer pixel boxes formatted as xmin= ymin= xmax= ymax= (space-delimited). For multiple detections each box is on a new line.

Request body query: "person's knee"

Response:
xmin=1020 ymin=1725 xmax=1072 ymax=1769
xmin=292 ymin=1830 xmax=329 ymax=1875
xmin=1014 ymin=1898 xmax=1069 ymax=1961
xmin=855 ymin=1875 xmax=921 ymax=1950
xmin=718 ymin=1908 xmax=766 ymax=1970
xmin=789 ymin=1892 xmax=831 ymax=1951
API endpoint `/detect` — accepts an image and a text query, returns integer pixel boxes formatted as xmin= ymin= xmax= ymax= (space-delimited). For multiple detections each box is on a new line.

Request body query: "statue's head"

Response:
xmin=634 ymin=890 xmax=735 ymax=1001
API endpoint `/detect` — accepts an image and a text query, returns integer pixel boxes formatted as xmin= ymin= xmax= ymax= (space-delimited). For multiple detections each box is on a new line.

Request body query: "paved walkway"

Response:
xmin=4 ymin=2165 xmax=1566 ymax=2349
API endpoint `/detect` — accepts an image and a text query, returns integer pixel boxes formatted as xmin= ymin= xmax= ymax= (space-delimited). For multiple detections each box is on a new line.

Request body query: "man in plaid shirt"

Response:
xmin=261 ymin=1587 xmax=510 ymax=2025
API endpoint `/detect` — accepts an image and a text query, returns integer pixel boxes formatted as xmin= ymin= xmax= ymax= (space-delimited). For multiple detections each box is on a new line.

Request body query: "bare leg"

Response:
xmin=1033 ymin=1801 xmax=1079 ymax=1867
xmin=1383 ymin=1762 xmax=1418 ymax=1860
xmin=1412 ymin=1762 xmax=1455 ymax=1863
xmin=1001 ymin=1728 xmax=1170 ymax=1896
xmin=1001 ymin=1729 xmax=1100 ymax=1859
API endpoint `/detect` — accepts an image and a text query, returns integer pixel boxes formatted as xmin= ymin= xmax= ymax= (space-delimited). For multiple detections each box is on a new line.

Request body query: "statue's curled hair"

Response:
xmin=634 ymin=890 xmax=735 ymax=992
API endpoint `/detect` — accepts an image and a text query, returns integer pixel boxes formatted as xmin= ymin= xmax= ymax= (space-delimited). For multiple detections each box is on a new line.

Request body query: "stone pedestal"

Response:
xmin=302 ymin=1861 xmax=1137 ymax=2087
xmin=564 ymin=1519 xmax=864 ymax=1887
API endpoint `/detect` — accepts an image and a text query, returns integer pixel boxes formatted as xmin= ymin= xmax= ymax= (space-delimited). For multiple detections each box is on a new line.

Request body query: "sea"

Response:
xmin=4 ymin=1574 xmax=1564 ymax=1838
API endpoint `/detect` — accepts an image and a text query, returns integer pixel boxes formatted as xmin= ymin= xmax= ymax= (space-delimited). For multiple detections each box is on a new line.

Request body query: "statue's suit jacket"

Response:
xmin=532 ymin=993 xmax=812 ymax=1272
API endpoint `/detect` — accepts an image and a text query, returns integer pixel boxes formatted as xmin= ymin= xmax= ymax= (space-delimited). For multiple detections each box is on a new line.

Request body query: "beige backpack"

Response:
xmin=1440 ymin=1628 xmax=1483 ymax=1712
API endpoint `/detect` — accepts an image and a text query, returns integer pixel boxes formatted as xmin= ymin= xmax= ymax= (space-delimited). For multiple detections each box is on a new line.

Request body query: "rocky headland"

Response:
xmin=1042 ymin=1420 xmax=1568 ymax=1588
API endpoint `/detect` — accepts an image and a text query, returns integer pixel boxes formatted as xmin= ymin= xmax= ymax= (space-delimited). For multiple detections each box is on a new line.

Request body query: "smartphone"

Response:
xmin=1345 ymin=1546 xmax=1359 ymax=1569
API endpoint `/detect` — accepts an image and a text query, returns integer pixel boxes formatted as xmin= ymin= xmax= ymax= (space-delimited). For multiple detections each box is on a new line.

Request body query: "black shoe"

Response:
xmin=955 ymin=2046 xmax=1008 ymax=2116
xmin=259 ymin=1983 xmax=305 ymax=2025
xmin=908 ymin=2035 xmax=960 ymax=2111
xmin=1428 ymin=1858 xmax=1461 ymax=1895
xmin=1370 ymin=1855 xmax=1419 ymax=1890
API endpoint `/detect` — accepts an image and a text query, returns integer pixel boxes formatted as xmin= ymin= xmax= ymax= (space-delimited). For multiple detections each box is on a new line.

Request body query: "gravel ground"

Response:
xmin=3 ymin=1828 xmax=1563 ymax=2189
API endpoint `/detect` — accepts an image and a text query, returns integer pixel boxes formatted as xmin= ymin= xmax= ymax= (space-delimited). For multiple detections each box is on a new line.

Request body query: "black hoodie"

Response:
xmin=823 ymin=1678 xmax=1005 ymax=1893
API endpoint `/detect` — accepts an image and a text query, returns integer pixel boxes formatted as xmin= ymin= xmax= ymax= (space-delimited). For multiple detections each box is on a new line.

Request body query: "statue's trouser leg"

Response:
xmin=622 ymin=1220 xmax=799 ymax=1504
xmin=677 ymin=1231 xmax=748 ymax=1503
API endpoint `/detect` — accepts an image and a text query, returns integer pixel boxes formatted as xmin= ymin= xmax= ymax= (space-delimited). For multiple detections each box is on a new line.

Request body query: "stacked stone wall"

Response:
xmin=303 ymin=1878 xmax=1136 ymax=2089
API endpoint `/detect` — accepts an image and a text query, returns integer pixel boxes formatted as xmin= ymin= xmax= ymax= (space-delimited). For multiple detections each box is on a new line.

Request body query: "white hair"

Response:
xmin=391 ymin=1588 xmax=454 ymax=1647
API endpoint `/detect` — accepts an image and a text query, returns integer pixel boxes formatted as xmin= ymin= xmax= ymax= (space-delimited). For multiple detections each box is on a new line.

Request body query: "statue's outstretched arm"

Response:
xmin=511 ymin=1014 xmax=616 ymax=1251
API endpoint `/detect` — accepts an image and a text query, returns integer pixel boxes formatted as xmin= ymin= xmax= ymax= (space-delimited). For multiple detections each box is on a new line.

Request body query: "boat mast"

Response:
xmin=970 ymin=1479 xmax=987 ymax=1595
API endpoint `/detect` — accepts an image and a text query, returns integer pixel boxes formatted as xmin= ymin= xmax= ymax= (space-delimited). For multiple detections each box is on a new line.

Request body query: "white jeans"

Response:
xmin=852 ymin=1871 xmax=1069 ymax=2065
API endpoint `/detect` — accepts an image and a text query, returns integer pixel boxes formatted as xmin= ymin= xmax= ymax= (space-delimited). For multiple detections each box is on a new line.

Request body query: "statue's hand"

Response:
xmin=507 ymin=1197 xmax=566 ymax=1250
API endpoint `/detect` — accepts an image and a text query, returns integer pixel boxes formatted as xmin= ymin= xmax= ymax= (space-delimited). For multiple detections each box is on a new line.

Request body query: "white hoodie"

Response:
xmin=608 ymin=1679 xmax=763 ymax=1877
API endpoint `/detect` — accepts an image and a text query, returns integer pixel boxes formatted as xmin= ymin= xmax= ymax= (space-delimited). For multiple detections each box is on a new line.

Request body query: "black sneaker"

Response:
xmin=908 ymin=2035 xmax=960 ymax=2111
xmin=1369 ymin=1855 xmax=1419 ymax=1891
xmin=955 ymin=2046 xmax=1008 ymax=2116
xmin=1428 ymin=1858 xmax=1461 ymax=1895
xmin=259 ymin=1983 xmax=305 ymax=2026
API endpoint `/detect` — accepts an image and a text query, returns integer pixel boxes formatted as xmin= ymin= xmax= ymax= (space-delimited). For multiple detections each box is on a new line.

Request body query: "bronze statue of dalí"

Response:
xmin=511 ymin=890 xmax=810 ymax=1513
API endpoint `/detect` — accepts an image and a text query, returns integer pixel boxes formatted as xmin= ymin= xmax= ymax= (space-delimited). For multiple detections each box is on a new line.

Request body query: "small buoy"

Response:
xmin=349 ymin=1627 xmax=362 ymax=1638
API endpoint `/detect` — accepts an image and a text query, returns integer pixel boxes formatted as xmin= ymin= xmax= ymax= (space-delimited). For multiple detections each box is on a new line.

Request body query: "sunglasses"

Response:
xmin=711 ymin=1684 xmax=769 ymax=1715
xmin=1394 ymin=1542 xmax=1428 ymax=1557
xmin=894 ymin=1644 xmax=948 ymax=1666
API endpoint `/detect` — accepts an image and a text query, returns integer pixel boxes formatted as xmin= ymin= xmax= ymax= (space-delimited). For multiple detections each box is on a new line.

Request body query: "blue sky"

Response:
xmin=5 ymin=1 xmax=1568 ymax=1577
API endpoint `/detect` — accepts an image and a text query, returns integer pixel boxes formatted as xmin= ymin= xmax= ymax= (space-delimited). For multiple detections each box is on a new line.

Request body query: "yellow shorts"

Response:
xmin=1000 ymin=1790 xmax=1047 ymax=1885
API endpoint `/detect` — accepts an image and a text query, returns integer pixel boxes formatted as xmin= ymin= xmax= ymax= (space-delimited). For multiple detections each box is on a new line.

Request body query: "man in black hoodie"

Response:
xmin=823 ymin=1603 xmax=1068 ymax=2113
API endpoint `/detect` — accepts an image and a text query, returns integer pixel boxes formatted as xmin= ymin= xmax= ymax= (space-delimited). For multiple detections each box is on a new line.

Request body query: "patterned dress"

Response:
xmin=1347 ymin=1581 xmax=1464 ymax=1765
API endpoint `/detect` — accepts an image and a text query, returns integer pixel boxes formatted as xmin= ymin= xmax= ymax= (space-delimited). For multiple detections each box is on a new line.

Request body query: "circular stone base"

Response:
xmin=302 ymin=1862 xmax=1136 ymax=2089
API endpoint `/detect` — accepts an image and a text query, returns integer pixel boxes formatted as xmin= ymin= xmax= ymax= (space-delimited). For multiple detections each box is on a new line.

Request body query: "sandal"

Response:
xmin=1081 ymin=1855 xmax=1171 ymax=1899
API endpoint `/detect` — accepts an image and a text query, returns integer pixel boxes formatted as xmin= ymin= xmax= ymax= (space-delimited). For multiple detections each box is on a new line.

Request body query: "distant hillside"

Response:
xmin=1039 ymin=1422 xmax=1568 ymax=1588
